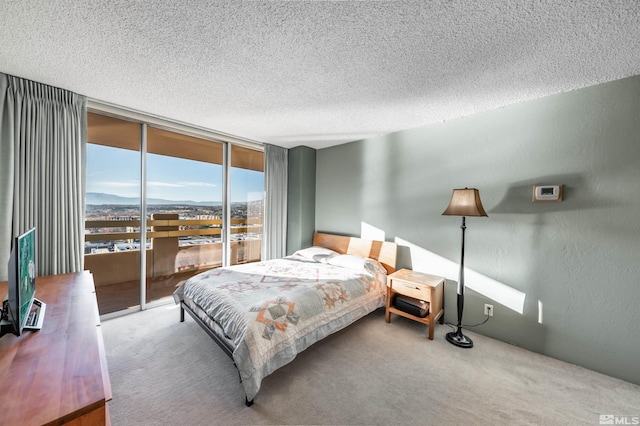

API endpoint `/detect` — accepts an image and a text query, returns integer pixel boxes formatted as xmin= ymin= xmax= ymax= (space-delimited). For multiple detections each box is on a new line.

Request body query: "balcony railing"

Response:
xmin=84 ymin=217 xmax=263 ymax=314
xmin=84 ymin=218 xmax=263 ymax=242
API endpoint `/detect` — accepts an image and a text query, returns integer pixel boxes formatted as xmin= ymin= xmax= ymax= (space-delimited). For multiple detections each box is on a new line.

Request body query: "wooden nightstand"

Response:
xmin=385 ymin=269 xmax=445 ymax=340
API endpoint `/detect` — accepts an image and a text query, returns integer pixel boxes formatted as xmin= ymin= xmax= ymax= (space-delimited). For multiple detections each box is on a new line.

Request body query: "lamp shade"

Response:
xmin=442 ymin=188 xmax=488 ymax=217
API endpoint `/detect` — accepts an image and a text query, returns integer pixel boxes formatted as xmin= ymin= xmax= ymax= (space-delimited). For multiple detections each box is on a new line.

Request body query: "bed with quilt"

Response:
xmin=173 ymin=232 xmax=397 ymax=405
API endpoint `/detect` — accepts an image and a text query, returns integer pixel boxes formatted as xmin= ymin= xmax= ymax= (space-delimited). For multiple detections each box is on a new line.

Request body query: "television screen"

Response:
xmin=1 ymin=228 xmax=41 ymax=337
xmin=16 ymin=228 xmax=36 ymax=332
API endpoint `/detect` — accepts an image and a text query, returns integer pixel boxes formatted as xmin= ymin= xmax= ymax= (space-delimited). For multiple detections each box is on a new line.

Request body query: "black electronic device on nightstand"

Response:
xmin=394 ymin=294 xmax=429 ymax=318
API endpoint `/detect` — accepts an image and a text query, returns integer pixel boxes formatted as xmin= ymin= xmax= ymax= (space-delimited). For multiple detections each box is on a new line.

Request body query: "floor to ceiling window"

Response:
xmin=85 ymin=113 xmax=143 ymax=315
xmin=229 ymin=145 xmax=265 ymax=266
xmin=85 ymin=111 xmax=264 ymax=315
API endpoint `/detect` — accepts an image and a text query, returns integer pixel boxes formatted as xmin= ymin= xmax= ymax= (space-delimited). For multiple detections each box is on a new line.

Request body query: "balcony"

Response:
xmin=84 ymin=214 xmax=262 ymax=315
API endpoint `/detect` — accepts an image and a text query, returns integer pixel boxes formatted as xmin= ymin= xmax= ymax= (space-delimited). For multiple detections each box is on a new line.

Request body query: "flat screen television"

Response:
xmin=1 ymin=227 xmax=46 ymax=337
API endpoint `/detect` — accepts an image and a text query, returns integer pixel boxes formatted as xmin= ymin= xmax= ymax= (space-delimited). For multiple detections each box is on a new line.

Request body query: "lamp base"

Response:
xmin=446 ymin=330 xmax=474 ymax=348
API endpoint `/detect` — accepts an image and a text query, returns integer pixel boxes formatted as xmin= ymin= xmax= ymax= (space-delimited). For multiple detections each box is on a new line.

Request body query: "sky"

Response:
xmin=86 ymin=144 xmax=264 ymax=202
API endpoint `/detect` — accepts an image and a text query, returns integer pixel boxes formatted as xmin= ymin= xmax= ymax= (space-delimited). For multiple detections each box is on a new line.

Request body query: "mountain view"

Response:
xmin=85 ymin=192 xmax=263 ymax=224
xmin=86 ymin=192 xmax=222 ymax=206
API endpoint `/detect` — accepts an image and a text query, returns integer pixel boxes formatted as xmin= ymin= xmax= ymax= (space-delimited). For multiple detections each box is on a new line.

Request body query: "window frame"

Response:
xmin=86 ymin=104 xmax=264 ymax=313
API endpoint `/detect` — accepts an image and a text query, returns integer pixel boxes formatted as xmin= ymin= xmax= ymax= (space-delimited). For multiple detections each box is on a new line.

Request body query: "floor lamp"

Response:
xmin=442 ymin=188 xmax=488 ymax=348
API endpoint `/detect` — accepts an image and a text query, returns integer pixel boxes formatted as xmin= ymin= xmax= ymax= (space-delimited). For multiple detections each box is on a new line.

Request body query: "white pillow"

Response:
xmin=292 ymin=246 xmax=339 ymax=263
xmin=327 ymin=254 xmax=387 ymax=276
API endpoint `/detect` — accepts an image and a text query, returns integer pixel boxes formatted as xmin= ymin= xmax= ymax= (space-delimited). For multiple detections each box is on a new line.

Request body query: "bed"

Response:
xmin=173 ymin=232 xmax=397 ymax=405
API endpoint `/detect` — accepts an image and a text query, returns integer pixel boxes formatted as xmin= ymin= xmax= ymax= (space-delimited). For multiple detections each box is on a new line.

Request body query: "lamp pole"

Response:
xmin=446 ymin=215 xmax=474 ymax=348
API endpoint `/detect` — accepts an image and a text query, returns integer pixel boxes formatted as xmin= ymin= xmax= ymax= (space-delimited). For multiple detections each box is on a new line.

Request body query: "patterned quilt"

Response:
xmin=174 ymin=254 xmax=387 ymax=402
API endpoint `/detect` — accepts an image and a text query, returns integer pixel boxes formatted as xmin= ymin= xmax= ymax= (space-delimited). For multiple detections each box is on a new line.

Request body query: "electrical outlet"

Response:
xmin=484 ymin=304 xmax=494 ymax=316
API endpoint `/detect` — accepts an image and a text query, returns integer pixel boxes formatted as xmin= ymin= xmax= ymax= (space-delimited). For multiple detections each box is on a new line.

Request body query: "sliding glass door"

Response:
xmin=85 ymin=113 xmax=143 ymax=314
xmin=85 ymin=111 xmax=264 ymax=315
xmin=144 ymin=127 xmax=224 ymax=306
xmin=229 ymin=145 xmax=265 ymax=266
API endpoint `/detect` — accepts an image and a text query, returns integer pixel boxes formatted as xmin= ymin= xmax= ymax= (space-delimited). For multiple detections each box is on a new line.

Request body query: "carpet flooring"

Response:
xmin=102 ymin=304 xmax=640 ymax=425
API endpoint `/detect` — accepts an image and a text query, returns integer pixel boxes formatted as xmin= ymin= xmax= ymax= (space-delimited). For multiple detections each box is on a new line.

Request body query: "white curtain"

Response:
xmin=0 ymin=73 xmax=86 ymax=279
xmin=0 ymin=76 xmax=12 ymax=280
xmin=262 ymin=144 xmax=288 ymax=260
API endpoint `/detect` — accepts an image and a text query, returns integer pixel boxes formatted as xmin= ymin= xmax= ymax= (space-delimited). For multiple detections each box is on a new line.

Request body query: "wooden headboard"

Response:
xmin=312 ymin=232 xmax=398 ymax=274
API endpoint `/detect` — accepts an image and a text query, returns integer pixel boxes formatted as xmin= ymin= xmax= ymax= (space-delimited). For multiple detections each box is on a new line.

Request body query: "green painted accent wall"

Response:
xmin=286 ymin=145 xmax=316 ymax=255
xmin=315 ymin=75 xmax=640 ymax=385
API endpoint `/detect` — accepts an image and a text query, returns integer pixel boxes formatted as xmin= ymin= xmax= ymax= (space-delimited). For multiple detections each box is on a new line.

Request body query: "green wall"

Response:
xmin=287 ymin=145 xmax=316 ymax=255
xmin=314 ymin=75 xmax=640 ymax=385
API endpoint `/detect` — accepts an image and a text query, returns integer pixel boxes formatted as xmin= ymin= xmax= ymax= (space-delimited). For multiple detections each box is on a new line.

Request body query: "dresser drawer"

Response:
xmin=391 ymin=280 xmax=431 ymax=301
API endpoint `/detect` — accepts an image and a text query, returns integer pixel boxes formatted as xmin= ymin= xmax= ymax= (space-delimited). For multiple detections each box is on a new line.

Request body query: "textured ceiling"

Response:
xmin=1 ymin=1 xmax=639 ymax=149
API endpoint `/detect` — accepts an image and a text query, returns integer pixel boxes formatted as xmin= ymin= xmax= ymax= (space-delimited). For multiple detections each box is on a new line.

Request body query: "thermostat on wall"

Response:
xmin=533 ymin=185 xmax=563 ymax=202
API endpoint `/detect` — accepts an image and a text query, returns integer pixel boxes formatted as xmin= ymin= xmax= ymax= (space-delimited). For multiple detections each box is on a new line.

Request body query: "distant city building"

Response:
xmin=84 ymin=201 xmax=263 ymax=258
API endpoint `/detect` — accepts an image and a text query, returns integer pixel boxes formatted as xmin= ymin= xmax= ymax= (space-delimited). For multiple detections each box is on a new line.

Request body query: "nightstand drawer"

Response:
xmin=392 ymin=280 xmax=431 ymax=301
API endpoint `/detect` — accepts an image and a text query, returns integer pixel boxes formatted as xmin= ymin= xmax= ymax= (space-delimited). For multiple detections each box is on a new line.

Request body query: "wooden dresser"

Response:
xmin=0 ymin=271 xmax=112 ymax=425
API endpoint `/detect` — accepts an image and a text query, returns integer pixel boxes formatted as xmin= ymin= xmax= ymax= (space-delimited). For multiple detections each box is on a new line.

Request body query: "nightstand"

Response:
xmin=385 ymin=269 xmax=445 ymax=340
